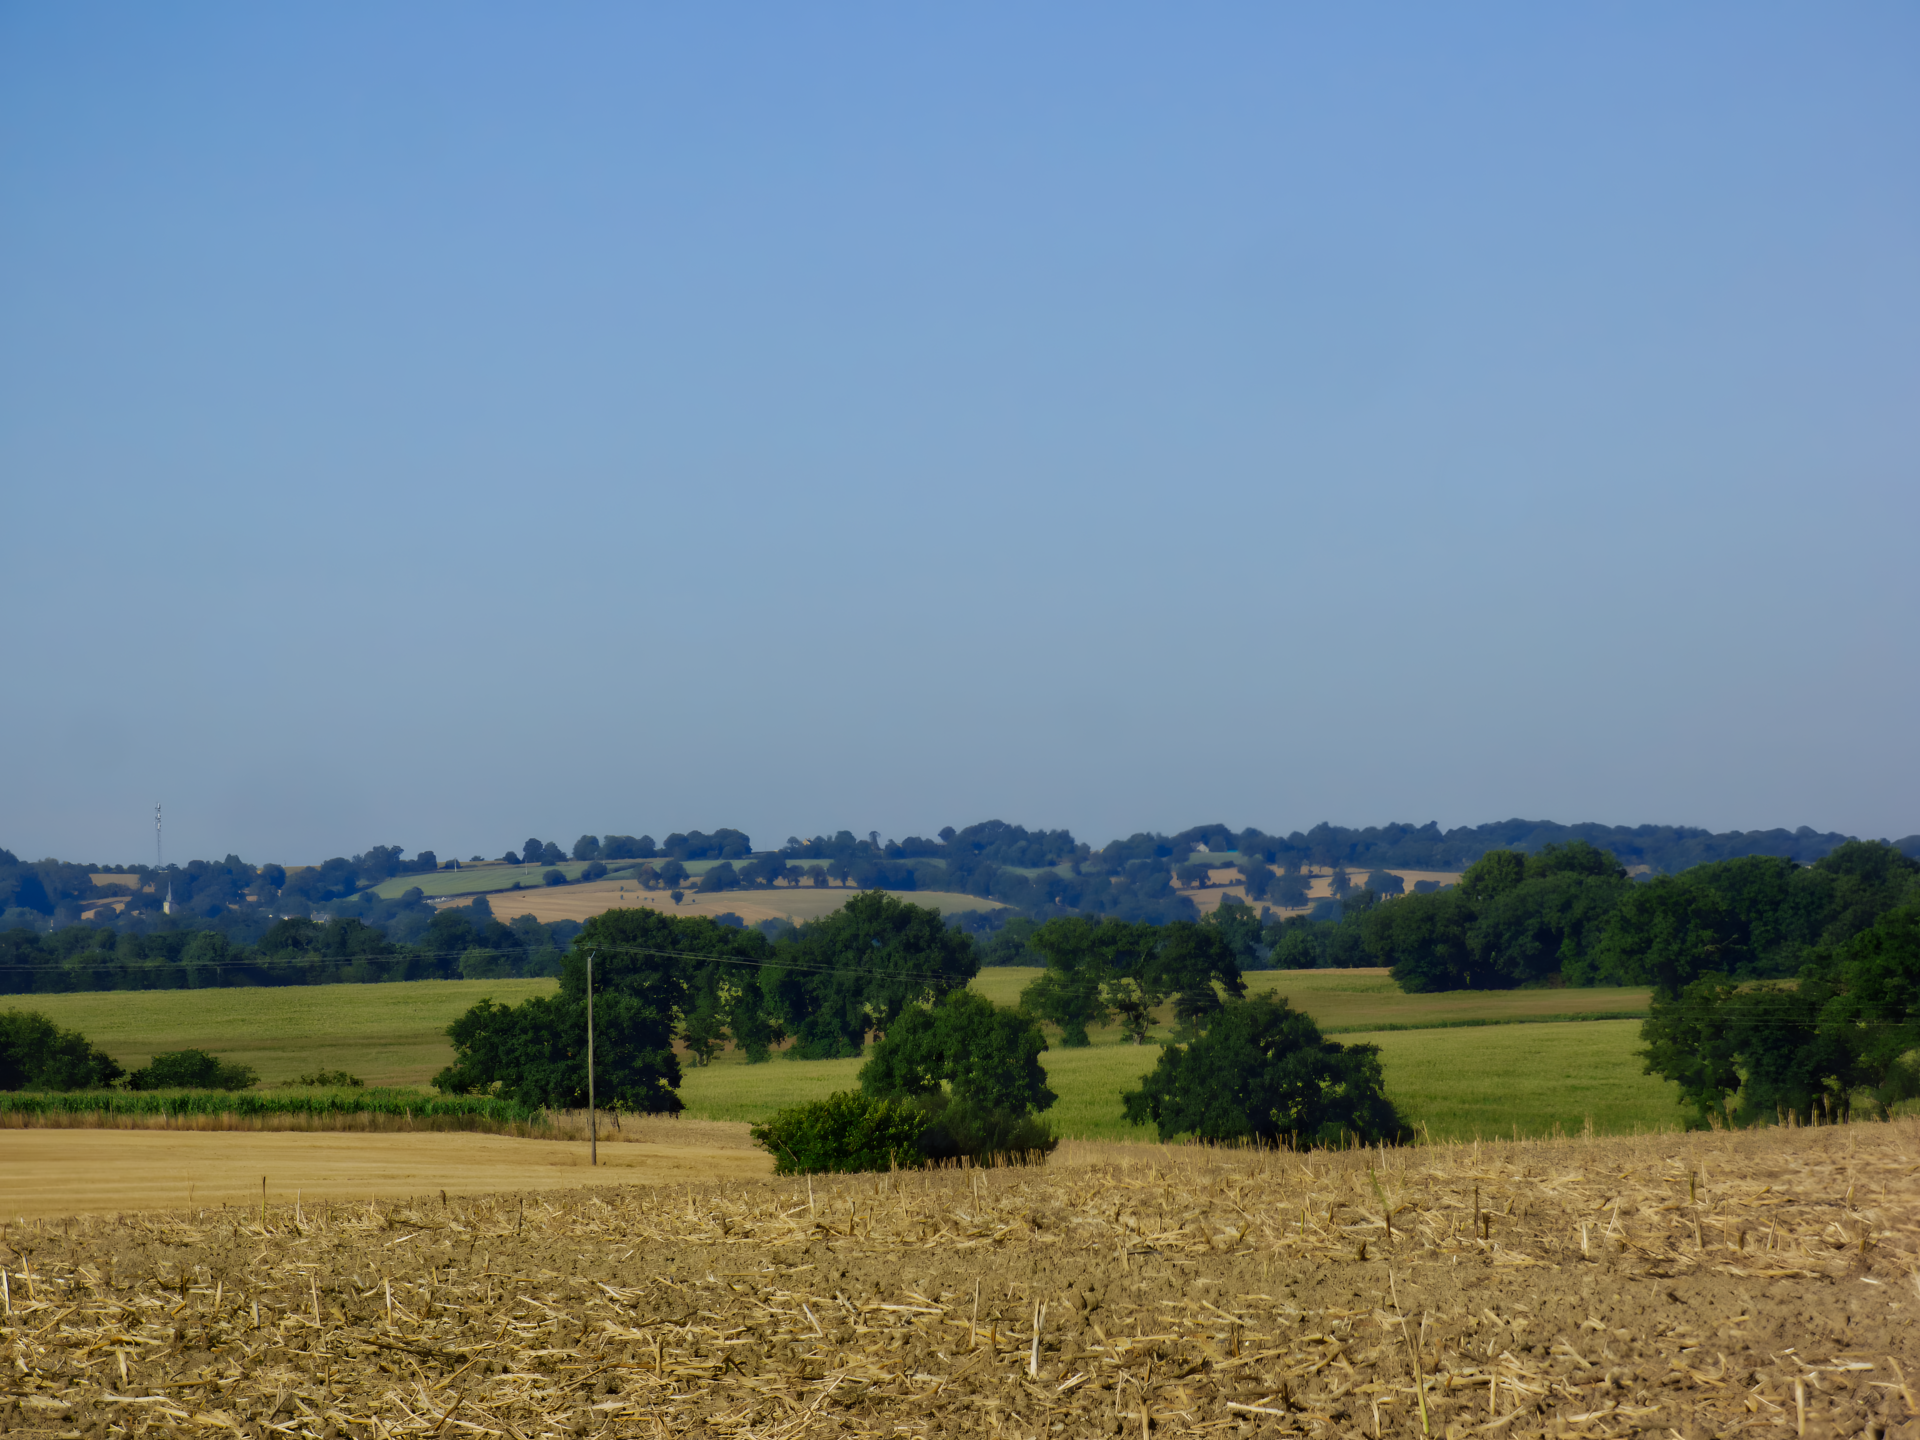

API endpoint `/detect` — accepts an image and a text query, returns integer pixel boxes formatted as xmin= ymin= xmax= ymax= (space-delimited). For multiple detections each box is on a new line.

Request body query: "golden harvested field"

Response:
xmin=3 ymin=1121 xmax=1913 ymax=1440
xmin=0 ymin=1119 xmax=769 ymax=1218
xmin=471 ymin=883 xmax=1002 ymax=927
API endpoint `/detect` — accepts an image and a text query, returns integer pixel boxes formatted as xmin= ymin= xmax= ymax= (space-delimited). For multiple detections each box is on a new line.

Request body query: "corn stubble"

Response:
xmin=3 ymin=1120 xmax=1917 ymax=1439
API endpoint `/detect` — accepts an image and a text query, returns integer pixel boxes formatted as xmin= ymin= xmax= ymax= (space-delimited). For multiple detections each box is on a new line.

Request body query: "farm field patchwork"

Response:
xmin=367 ymin=857 xmax=754 ymax=900
xmin=370 ymin=859 xmax=1460 ymax=924
xmin=370 ymin=858 xmax=941 ymax=902
xmin=470 ymin=883 xmax=1000 ymax=928
xmin=8 ymin=971 xmax=1676 ymax=1135
xmin=2 ymin=1121 xmax=1908 ymax=1439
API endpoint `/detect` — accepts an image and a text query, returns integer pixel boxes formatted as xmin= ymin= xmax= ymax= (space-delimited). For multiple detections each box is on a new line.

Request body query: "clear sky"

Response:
xmin=3 ymin=4 xmax=1915 ymax=866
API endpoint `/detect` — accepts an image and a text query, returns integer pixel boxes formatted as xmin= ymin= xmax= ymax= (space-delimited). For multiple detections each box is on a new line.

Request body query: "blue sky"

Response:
xmin=3 ymin=4 xmax=1915 ymax=865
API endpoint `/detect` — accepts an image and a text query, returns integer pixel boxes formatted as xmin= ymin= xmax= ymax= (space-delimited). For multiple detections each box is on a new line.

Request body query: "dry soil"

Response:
xmin=2 ymin=1120 xmax=1915 ymax=1439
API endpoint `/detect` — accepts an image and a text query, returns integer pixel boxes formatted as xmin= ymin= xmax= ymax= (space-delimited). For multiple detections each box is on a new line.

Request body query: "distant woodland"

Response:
xmin=1 ymin=818 xmax=1915 ymax=996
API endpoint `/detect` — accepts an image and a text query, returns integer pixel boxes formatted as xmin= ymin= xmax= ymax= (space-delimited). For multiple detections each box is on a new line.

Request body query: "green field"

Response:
xmin=6 ymin=969 xmax=1684 ymax=1142
xmin=368 ymin=862 xmax=609 ymax=899
xmin=1356 ymin=1021 xmax=1679 ymax=1141
xmin=680 ymin=1019 xmax=1678 ymax=1141
xmin=7 ymin=980 xmax=557 ymax=1086
xmin=677 ymin=971 xmax=1670 ymax=1139
xmin=971 ymin=966 xmax=1650 ymax=1031
xmin=368 ymin=857 xmax=882 ymax=900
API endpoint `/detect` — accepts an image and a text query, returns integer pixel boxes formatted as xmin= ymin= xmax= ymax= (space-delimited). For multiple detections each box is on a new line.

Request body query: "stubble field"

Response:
xmin=3 ymin=1120 xmax=1914 ymax=1440
xmin=0 ymin=1120 xmax=771 ymax=1218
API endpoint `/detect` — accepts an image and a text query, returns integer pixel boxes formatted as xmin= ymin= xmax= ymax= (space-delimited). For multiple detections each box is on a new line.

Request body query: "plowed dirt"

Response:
xmin=3 ymin=1121 xmax=1916 ymax=1439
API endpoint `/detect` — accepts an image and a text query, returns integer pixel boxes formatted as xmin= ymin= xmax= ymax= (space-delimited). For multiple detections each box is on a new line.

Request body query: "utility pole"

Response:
xmin=155 ymin=803 xmax=172 ymax=915
xmin=586 ymin=949 xmax=596 ymax=1167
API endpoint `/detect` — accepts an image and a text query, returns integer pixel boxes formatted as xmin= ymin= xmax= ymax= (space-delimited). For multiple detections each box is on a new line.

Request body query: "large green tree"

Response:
xmin=1641 ymin=900 xmax=1920 ymax=1126
xmin=761 ymin=891 xmax=977 ymax=1058
xmin=0 ymin=1009 xmax=123 ymax=1090
xmin=859 ymin=989 xmax=1054 ymax=1114
xmin=1019 ymin=915 xmax=1117 ymax=1045
xmin=1122 ymin=994 xmax=1403 ymax=1147
xmin=434 ymin=908 xmax=771 ymax=1111
xmin=1020 ymin=915 xmax=1243 ymax=1045
xmin=1367 ymin=842 xmax=1634 ymax=991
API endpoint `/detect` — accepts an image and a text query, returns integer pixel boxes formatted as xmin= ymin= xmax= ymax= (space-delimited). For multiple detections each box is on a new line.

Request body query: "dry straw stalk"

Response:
xmin=0 ymin=1119 xmax=1915 ymax=1437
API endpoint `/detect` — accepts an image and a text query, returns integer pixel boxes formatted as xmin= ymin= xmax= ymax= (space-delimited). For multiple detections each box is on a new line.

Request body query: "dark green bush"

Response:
xmin=829 ymin=989 xmax=1060 ymax=1169
xmin=128 ymin=1049 xmax=258 ymax=1091
xmin=750 ymin=1090 xmax=927 ymax=1175
xmin=293 ymin=1069 xmax=364 ymax=1087
xmin=1123 ymin=993 xmax=1406 ymax=1148
xmin=0 ymin=1009 xmax=123 ymax=1090
xmin=910 ymin=1092 xmax=1057 ymax=1165
xmin=750 ymin=1089 xmax=1057 ymax=1174
xmin=859 ymin=989 xmax=1054 ymax=1114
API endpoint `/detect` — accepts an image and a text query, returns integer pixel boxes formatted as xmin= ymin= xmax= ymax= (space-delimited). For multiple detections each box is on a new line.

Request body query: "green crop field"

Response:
xmin=675 ymin=1019 xmax=1681 ymax=1142
xmin=1353 ymin=1021 xmax=1680 ymax=1141
xmin=971 ymin=966 xmax=1650 ymax=1031
xmin=7 ymin=980 xmax=557 ymax=1087
xmin=367 ymin=862 xmax=611 ymax=899
xmin=5 ymin=967 xmax=1682 ymax=1143
xmin=681 ymin=970 xmax=1671 ymax=1140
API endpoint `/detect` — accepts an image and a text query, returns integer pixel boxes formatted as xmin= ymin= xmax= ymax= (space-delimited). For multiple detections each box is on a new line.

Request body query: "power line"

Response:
xmin=0 ymin=940 xmax=974 ymax=986
xmin=0 ymin=951 xmax=1907 ymax=1028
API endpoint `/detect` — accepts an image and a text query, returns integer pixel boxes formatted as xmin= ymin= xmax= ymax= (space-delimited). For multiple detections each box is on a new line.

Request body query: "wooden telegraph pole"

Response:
xmin=587 ymin=949 xmax=596 ymax=1167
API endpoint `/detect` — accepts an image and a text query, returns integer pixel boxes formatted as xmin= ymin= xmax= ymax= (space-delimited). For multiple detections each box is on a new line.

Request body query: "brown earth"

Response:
xmin=3 ymin=1120 xmax=1916 ymax=1439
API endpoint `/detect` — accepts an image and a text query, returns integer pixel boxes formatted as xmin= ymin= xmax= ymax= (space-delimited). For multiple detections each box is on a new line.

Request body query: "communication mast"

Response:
xmin=156 ymin=803 xmax=172 ymax=915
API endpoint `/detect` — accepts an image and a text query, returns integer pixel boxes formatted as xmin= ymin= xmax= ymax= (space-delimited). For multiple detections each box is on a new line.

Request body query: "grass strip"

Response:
xmin=1318 ymin=1010 xmax=1647 ymax=1034
xmin=0 ymin=1086 xmax=546 ymax=1133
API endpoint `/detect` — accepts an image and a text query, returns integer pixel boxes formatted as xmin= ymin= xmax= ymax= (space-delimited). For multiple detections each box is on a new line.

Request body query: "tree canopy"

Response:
xmin=0 ymin=1008 xmax=122 ymax=1090
xmin=1640 ymin=895 xmax=1920 ymax=1127
xmin=858 ymin=989 xmax=1054 ymax=1115
xmin=1121 ymin=994 xmax=1404 ymax=1147
xmin=1019 ymin=915 xmax=1244 ymax=1047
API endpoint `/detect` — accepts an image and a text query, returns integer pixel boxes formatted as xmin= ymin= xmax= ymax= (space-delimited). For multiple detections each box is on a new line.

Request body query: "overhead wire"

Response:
xmin=0 ymin=938 xmax=975 ymax=985
xmin=0 ymin=944 xmax=1909 ymax=1027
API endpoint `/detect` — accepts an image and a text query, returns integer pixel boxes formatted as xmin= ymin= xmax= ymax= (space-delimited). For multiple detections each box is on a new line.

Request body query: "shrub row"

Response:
xmin=749 ymin=1090 xmax=1056 ymax=1174
xmin=0 ymin=1086 xmax=544 ymax=1126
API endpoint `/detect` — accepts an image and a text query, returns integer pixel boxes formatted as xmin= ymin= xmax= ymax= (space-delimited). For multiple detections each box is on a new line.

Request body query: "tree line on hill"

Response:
xmin=0 ymin=895 xmax=582 ymax=995
xmin=5 ymin=817 xmax=1917 ymax=987
xmin=1293 ymin=838 xmax=1918 ymax=992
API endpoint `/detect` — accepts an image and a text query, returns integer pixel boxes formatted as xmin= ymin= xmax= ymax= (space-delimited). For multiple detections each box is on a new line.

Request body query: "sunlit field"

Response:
xmin=10 ymin=968 xmax=1680 ymax=1142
